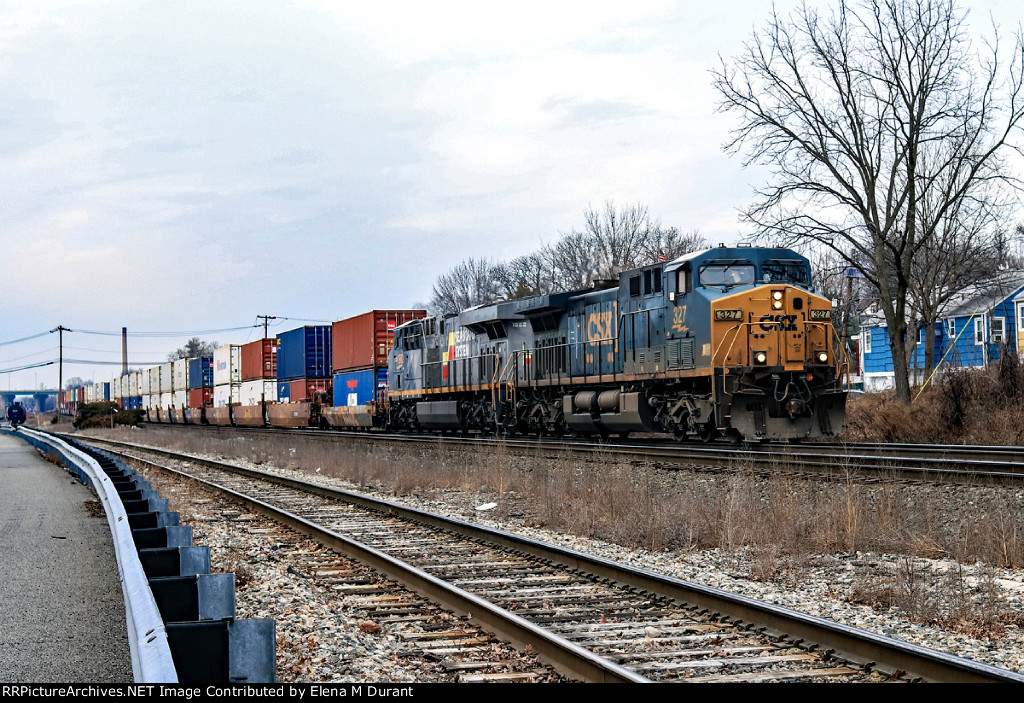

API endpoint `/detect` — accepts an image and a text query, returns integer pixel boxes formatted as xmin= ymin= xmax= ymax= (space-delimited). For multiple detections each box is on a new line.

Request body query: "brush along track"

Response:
xmin=75 ymin=434 xmax=1024 ymax=684
xmin=144 ymin=421 xmax=1024 ymax=485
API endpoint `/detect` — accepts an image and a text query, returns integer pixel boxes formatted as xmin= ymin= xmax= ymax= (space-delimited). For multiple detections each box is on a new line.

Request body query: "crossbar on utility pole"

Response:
xmin=256 ymin=315 xmax=277 ymax=340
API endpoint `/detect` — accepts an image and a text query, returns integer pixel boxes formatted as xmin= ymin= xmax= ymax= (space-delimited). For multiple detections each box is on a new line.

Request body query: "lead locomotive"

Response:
xmin=387 ymin=245 xmax=847 ymax=441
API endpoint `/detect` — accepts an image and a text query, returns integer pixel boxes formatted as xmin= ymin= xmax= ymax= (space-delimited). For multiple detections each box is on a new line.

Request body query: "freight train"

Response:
xmin=70 ymin=245 xmax=848 ymax=442
xmin=387 ymin=245 xmax=848 ymax=441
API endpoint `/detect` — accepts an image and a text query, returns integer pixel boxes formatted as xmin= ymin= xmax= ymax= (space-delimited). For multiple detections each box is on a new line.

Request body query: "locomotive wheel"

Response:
xmin=699 ymin=423 xmax=718 ymax=443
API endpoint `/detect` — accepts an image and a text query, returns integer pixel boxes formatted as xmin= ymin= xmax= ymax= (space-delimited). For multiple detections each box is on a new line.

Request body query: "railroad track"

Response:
xmin=72 ymin=434 xmax=1024 ymax=683
xmin=138 ymin=422 xmax=1024 ymax=484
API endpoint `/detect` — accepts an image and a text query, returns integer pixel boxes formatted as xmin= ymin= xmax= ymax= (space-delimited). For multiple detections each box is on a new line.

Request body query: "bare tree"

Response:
xmin=430 ymin=203 xmax=706 ymax=314
xmin=429 ymin=257 xmax=503 ymax=315
xmin=714 ymin=0 xmax=1024 ymax=401
xmin=167 ymin=338 xmax=219 ymax=361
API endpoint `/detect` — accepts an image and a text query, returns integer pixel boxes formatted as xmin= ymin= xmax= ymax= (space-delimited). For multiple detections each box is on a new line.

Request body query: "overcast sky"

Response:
xmin=1 ymin=0 xmax=1020 ymax=392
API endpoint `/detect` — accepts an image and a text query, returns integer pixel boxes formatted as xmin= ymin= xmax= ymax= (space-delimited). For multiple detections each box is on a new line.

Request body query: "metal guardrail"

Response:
xmin=12 ymin=427 xmax=179 ymax=683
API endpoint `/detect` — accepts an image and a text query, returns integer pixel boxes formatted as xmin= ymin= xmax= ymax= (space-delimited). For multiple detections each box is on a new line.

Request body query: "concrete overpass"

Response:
xmin=2 ymin=390 xmax=57 ymax=413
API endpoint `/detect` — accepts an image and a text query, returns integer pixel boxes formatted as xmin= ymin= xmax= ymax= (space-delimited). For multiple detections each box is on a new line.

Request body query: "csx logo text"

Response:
xmin=759 ymin=314 xmax=798 ymax=331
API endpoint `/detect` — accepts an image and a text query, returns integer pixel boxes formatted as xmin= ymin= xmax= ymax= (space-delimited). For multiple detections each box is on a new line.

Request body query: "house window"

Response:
xmin=864 ymin=329 xmax=872 ymax=354
xmin=992 ymin=317 xmax=1006 ymax=344
xmin=975 ymin=318 xmax=986 ymax=345
xmin=946 ymin=319 xmax=955 ymax=338
xmin=919 ymin=327 xmax=925 ymax=344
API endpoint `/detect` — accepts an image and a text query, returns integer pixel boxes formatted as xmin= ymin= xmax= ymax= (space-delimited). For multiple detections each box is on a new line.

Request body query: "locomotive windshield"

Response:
xmin=699 ymin=261 xmax=756 ymax=289
xmin=760 ymin=259 xmax=810 ymax=286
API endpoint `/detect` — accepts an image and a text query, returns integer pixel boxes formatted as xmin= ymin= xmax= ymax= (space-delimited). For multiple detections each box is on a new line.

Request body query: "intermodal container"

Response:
xmin=213 ymin=384 xmax=240 ymax=407
xmin=160 ymin=363 xmax=173 ymax=393
xmin=188 ymin=387 xmax=213 ymax=408
xmin=160 ymin=392 xmax=173 ymax=410
xmin=241 ymin=339 xmax=277 ymax=381
xmin=188 ymin=357 xmax=213 ymax=389
xmin=332 ymin=310 xmax=426 ymax=373
xmin=125 ymin=396 xmax=142 ymax=410
xmin=142 ymin=393 xmax=153 ymax=410
xmin=240 ymin=380 xmax=277 ymax=406
xmin=333 ymin=368 xmax=387 ymax=407
xmin=173 ymin=390 xmax=187 ymax=409
xmin=172 ymin=359 xmax=190 ymax=391
xmin=76 ymin=387 xmax=85 ymax=404
xmin=286 ymin=378 xmax=331 ymax=402
xmin=129 ymin=371 xmax=141 ymax=397
xmin=213 ymin=345 xmax=241 ymax=386
xmin=277 ymin=326 xmax=332 ymax=380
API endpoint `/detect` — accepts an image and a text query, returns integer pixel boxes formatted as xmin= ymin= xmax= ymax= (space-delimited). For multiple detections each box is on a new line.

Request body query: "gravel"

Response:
xmin=82 ymin=429 xmax=1024 ymax=678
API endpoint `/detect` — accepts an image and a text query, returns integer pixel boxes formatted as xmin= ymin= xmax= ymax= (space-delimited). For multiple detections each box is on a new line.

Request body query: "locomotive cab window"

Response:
xmin=760 ymin=259 xmax=811 ymax=286
xmin=629 ymin=275 xmax=641 ymax=297
xmin=699 ymin=262 xmax=755 ymax=288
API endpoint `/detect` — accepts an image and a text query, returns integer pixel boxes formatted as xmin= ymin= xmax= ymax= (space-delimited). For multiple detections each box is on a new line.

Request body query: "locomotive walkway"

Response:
xmin=0 ymin=431 xmax=133 ymax=682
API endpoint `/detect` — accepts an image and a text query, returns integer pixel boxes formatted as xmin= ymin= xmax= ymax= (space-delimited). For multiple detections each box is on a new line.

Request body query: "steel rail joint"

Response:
xmin=15 ymin=428 xmax=178 ymax=683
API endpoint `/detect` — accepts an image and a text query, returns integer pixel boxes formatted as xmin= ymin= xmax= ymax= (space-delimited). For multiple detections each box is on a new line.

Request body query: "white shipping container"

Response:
xmin=111 ymin=377 xmax=122 ymax=399
xmin=240 ymin=380 xmax=278 ymax=406
xmin=213 ymin=345 xmax=241 ymax=386
xmin=172 ymin=359 xmax=190 ymax=391
xmin=173 ymin=390 xmax=187 ymax=408
xmin=83 ymin=385 xmax=95 ymax=403
xmin=213 ymin=383 xmax=240 ymax=407
xmin=146 ymin=367 xmax=159 ymax=395
xmin=129 ymin=372 xmax=140 ymax=397
xmin=142 ymin=393 xmax=153 ymax=410
xmin=160 ymin=392 xmax=173 ymax=410
xmin=160 ymin=363 xmax=173 ymax=393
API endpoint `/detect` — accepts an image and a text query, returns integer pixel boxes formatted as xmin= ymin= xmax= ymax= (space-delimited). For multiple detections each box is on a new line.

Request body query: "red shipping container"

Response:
xmin=241 ymin=338 xmax=277 ymax=381
xmin=289 ymin=378 xmax=332 ymax=402
xmin=76 ymin=387 xmax=85 ymax=403
xmin=188 ymin=387 xmax=214 ymax=408
xmin=332 ymin=310 xmax=426 ymax=373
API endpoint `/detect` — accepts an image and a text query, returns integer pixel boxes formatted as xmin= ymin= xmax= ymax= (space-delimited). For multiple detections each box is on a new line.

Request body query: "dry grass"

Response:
xmin=81 ymin=424 xmax=1024 ymax=634
xmin=844 ymin=355 xmax=1024 ymax=445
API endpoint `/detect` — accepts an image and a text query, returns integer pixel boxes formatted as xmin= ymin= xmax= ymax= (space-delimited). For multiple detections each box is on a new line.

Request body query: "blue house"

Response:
xmin=859 ymin=271 xmax=1024 ymax=392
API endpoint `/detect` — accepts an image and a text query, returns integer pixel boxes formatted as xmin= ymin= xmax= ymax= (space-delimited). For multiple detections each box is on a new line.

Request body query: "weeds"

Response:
xmin=82 ymin=424 xmax=1024 ymax=637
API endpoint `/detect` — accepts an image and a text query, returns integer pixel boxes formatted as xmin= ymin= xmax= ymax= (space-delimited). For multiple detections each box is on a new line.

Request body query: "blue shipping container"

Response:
xmin=333 ymin=368 xmax=387 ymax=407
xmin=277 ymin=382 xmax=291 ymax=403
xmin=188 ymin=357 xmax=214 ymax=389
xmin=277 ymin=326 xmax=332 ymax=380
xmin=125 ymin=396 xmax=143 ymax=410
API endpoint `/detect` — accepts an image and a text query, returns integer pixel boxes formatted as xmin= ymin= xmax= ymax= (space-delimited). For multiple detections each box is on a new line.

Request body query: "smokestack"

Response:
xmin=122 ymin=327 xmax=128 ymax=376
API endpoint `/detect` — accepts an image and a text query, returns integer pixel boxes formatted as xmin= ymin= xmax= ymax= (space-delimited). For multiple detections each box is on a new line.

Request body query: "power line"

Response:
xmin=0 ymin=331 xmax=52 ymax=347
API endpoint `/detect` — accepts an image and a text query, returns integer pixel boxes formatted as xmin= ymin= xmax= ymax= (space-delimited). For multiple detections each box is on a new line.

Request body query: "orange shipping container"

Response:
xmin=332 ymin=310 xmax=426 ymax=373
xmin=240 ymin=338 xmax=277 ymax=381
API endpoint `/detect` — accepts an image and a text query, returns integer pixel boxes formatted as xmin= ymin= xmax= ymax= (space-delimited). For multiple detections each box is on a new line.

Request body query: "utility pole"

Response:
xmin=51 ymin=325 xmax=70 ymax=423
xmin=256 ymin=315 xmax=277 ymax=340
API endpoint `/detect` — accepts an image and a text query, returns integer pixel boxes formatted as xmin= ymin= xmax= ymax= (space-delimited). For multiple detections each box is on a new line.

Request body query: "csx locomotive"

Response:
xmin=387 ymin=245 xmax=848 ymax=441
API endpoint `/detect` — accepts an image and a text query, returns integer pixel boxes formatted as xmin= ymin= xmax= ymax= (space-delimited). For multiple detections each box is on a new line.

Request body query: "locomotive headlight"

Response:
xmin=754 ymin=351 xmax=768 ymax=365
xmin=817 ymin=351 xmax=829 ymax=363
xmin=771 ymin=291 xmax=784 ymax=310
xmin=772 ymin=291 xmax=784 ymax=300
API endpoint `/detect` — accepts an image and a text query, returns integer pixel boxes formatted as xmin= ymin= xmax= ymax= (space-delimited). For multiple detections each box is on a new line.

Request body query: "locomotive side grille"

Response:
xmin=667 ymin=339 xmax=695 ymax=370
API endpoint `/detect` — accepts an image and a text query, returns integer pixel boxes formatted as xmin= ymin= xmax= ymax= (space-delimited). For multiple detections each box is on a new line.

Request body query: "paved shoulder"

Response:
xmin=0 ymin=433 xmax=133 ymax=683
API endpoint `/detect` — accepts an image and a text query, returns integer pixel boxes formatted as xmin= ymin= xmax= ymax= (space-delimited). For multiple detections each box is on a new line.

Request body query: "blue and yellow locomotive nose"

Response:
xmin=710 ymin=284 xmax=840 ymax=371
